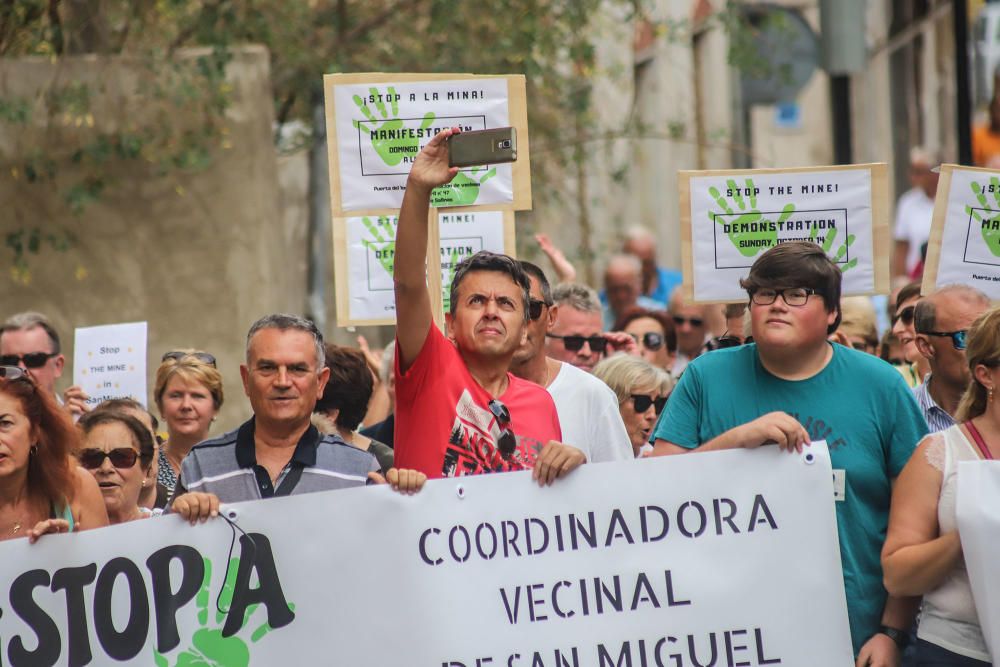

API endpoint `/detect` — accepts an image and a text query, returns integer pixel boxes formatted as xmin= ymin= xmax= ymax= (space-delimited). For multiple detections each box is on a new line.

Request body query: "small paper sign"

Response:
xmin=73 ymin=322 xmax=148 ymax=408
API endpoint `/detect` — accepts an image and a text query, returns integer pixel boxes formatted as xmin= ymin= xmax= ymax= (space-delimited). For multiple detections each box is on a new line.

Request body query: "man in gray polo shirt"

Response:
xmin=172 ymin=314 xmax=423 ymax=522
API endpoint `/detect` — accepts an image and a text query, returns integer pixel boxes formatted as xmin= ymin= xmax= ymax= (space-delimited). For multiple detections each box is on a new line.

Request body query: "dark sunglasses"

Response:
xmin=0 ymin=352 xmax=57 ymax=369
xmin=488 ymin=399 xmax=517 ymax=458
xmin=631 ymin=394 xmax=668 ymax=415
xmin=528 ymin=298 xmax=550 ymax=321
xmin=892 ymin=305 xmax=915 ymax=326
xmin=629 ymin=332 xmax=664 ymax=351
xmin=921 ymin=329 xmax=968 ymax=351
xmin=545 ymin=333 xmax=608 ymax=353
xmin=672 ymin=315 xmax=704 ymax=328
xmin=161 ymin=351 xmax=217 ymax=367
xmin=78 ymin=447 xmax=139 ymax=469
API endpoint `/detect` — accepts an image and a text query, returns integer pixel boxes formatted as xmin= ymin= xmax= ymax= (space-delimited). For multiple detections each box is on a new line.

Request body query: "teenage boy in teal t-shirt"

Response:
xmin=652 ymin=242 xmax=928 ymax=663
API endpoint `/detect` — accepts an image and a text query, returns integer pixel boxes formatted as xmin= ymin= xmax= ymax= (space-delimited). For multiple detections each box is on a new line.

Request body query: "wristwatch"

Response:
xmin=878 ymin=625 xmax=909 ymax=649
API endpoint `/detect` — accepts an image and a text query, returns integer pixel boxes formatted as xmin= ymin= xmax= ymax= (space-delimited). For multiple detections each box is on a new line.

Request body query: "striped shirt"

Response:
xmin=173 ymin=418 xmax=378 ymax=503
xmin=913 ymin=376 xmax=956 ymax=434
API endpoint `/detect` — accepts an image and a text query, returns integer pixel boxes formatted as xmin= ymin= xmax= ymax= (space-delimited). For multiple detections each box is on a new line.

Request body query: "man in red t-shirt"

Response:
xmin=393 ymin=127 xmax=584 ymax=482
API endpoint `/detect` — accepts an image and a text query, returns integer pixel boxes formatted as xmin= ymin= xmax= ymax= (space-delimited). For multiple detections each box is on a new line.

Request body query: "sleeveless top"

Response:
xmin=49 ymin=501 xmax=75 ymax=533
xmin=917 ymin=425 xmax=990 ymax=662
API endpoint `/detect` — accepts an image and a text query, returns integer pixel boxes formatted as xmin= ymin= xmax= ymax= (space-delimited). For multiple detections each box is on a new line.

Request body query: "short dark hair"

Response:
xmin=78 ymin=410 xmax=156 ymax=469
xmin=895 ymin=282 xmax=922 ymax=309
xmin=449 ymin=251 xmax=530 ymax=320
xmin=314 ymin=344 xmax=373 ymax=432
xmin=611 ymin=306 xmax=677 ymax=353
xmin=518 ymin=261 xmax=553 ymax=305
xmin=739 ymin=241 xmax=842 ymax=334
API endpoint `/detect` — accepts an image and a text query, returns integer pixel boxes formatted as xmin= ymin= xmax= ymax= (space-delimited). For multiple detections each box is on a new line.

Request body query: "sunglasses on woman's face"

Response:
xmin=0 ymin=352 xmax=57 ymax=369
xmin=630 ymin=394 xmax=668 ymax=415
xmin=78 ymin=448 xmax=139 ymax=470
xmin=161 ymin=351 xmax=217 ymax=367
xmin=892 ymin=305 xmax=915 ymax=326
xmin=545 ymin=334 xmax=608 ymax=353
xmin=629 ymin=332 xmax=664 ymax=351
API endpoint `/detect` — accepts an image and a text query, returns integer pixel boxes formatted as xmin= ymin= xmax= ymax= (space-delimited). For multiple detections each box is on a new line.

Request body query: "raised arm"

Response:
xmin=395 ymin=127 xmax=460 ymax=373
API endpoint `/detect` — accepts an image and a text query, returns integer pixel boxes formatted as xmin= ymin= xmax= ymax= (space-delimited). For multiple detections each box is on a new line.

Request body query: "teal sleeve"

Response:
xmin=650 ymin=365 xmax=701 ymax=449
xmin=886 ymin=375 xmax=929 ymax=477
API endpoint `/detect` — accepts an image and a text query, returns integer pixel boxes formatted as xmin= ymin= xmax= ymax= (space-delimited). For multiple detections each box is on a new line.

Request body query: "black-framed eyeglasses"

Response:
xmin=702 ymin=334 xmax=743 ymax=353
xmin=892 ymin=305 xmax=915 ymax=326
xmin=628 ymin=332 xmax=664 ymax=351
xmin=528 ymin=298 xmax=550 ymax=321
xmin=749 ymin=287 xmax=818 ymax=307
xmin=545 ymin=333 xmax=608 ymax=353
xmin=488 ymin=399 xmax=517 ymax=458
xmin=0 ymin=352 xmax=57 ymax=369
xmin=0 ymin=365 xmax=28 ymax=380
xmin=672 ymin=315 xmax=704 ymax=328
xmin=78 ymin=447 xmax=140 ymax=470
xmin=630 ymin=394 xmax=668 ymax=415
xmin=921 ymin=329 xmax=968 ymax=350
xmin=161 ymin=351 xmax=217 ymax=367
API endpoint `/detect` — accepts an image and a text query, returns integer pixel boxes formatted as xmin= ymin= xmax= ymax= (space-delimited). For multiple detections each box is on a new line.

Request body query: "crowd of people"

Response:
xmin=0 ymin=128 xmax=997 ymax=667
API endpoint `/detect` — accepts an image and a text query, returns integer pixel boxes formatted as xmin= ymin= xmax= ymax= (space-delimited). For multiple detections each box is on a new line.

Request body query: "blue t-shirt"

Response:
xmin=649 ymin=266 xmax=683 ymax=304
xmin=651 ymin=343 xmax=929 ymax=656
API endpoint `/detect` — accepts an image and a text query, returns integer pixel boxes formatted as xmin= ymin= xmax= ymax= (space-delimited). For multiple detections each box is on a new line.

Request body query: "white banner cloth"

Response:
xmin=0 ymin=444 xmax=853 ymax=666
xmin=956 ymin=460 xmax=1000 ymax=662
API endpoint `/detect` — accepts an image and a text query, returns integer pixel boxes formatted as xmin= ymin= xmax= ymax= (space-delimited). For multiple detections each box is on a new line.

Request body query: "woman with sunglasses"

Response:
xmin=882 ymin=307 xmax=1000 ymax=666
xmin=612 ymin=307 xmax=677 ymax=373
xmin=78 ymin=410 xmax=157 ymax=523
xmin=0 ymin=366 xmax=108 ymax=543
xmin=153 ymin=351 xmax=224 ymax=495
xmin=593 ymin=355 xmax=674 ymax=457
xmin=891 ymin=282 xmax=931 ymax=387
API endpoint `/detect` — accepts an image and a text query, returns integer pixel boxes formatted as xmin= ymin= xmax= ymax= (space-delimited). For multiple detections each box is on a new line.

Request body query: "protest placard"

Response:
xmin=957 ymin=460 xmax=1000 ymax=662
xmin=922 ymin=164 xmax=1000 ymax=299
xmin=324 ymin=73 xmax=531 ymax=215
xmin=0 ymin=443 xmax=853 ymax=666
xmin=679 ymin=164 xmax=890 ymax=303
xmin=72 ymin=321 xmax=148 ymax=407
xmin=333 ymin=209 xmax=515 ymax=326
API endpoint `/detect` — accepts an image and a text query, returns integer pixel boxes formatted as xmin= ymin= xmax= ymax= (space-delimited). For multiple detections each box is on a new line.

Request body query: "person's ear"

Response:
xmin=914 ymin=334 xmax=935 ymax=361
xmin=52 ymin=354 xmax=65 ymax=376
xmin=240 ymin=364 xmax=251 ymax=397
xmin=546 ymin=304 xmax=558 ymax=331
xmin=444 ymin=312 xmax=457 ymax=342
xmin=973 ymin=363 xmax=994 ymax=389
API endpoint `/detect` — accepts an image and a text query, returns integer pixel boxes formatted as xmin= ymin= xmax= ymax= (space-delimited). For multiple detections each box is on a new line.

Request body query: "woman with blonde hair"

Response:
xmin=882 ymin=306 xmax=1000 ymax=666
xmin=592 ymin=354 xmax=674 ymax=457
xmin=153 ymin=351 xmax=224 ymax=495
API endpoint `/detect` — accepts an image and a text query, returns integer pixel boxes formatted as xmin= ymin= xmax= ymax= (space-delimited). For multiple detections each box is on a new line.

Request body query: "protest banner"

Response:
xmin=72 ymin=321 xmax=148 ymax=407
xmin=324 ymin=73 xmax=532 ymax=215
xmin=0 ymin=443 xmax=853 ymax=666
xmin=922 ymin=164 xmax=1000 ymax=299
xmin=333 ymin=209 xmax=516 ymax=326
xmin=679 ymin=164 xmax=890 ymax=303
xmin=957 ymin=460 xmax=1000 ymax=662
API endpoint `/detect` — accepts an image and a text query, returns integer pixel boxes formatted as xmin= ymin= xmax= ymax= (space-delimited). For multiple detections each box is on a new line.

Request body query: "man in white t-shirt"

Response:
xmin=511 ymin=262 xmax=633 ymax=462
xmin=893 ymin=147 xmax=939 ymax=278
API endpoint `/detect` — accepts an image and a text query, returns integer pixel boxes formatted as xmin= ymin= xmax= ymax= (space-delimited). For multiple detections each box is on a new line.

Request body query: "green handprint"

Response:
xmin=809 ymin=224 xmax=858 ymax=272
xmin=441 ymin=246 xmax=463 ymax=312
xmin=361 ymin=216 xmax=397 ymax=275
xmin=967 ymin=178 xmax=1000 ymax=257
xmin=708 ymin=178 xmax=795 ymax=257
xmin=352 ymin=86 xmax=435 ymax=167
xmin=431 ymin=166 xmax=497 ymax=207
xmin=153 ymin=558 xmax=292 ymax=667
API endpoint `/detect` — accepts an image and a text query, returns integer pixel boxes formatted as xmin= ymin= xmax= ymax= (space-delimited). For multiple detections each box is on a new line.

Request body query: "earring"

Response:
xmin=989 ymin=386 xmax=995 ymax=404
xmin=29 ymin=444 xmax=37 ymax=456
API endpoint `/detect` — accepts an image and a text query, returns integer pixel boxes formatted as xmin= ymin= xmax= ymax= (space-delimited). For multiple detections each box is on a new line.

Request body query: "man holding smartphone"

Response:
xmin=393 ymin=127 xmax=585 ymax=482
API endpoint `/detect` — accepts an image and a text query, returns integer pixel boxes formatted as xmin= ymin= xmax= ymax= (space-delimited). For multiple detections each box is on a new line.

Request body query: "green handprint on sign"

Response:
xmin=352 ymin=86 xmax=435 ymax=167
xmin=361 ymin=216 xmax=398 ymax=276
xmin=967 ymin=178 xmax=1000 ymax=257
xmin=431 ymin=167 xmax=497 ymax=207
xmin=153 ymin=558 xmax=292 ymax=667
xmin=809 ymin=224 xmax=858 ymax=273
xmin=708 ymin=178 xmax=795 ymax=257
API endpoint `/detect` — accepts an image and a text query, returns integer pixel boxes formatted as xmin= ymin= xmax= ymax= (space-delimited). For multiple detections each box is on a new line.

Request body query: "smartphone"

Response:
xmin=448 ymin=127 xmax=517 ymax=168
